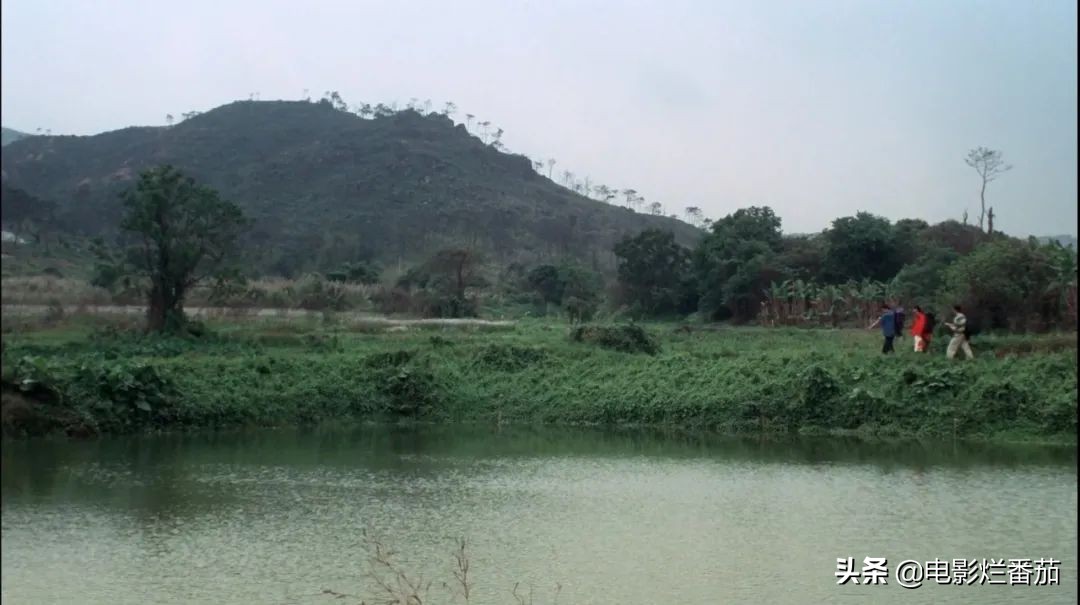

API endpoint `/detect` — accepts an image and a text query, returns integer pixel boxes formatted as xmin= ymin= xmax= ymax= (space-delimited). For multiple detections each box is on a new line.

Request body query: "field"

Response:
xmin=1 ymin=306 xmax=1075 ymax=443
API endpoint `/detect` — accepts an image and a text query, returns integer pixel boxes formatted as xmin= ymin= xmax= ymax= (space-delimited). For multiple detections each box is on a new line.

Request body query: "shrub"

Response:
xmin=375 ymin=365 xmax=439 ymax=417
xmin=294 ymin=274 xmax=350 ymax=311
xmin=562 ymin=296 xmax=597 ymax=324
xmin=361 ymin=350 xmax=416 ymax=369
xmin=43 ymin=299 xmax=65 ymax=325
xmin=473 ymin=344 xmax=548 ymax=371
xmin=569 ymin=324 xmax=661 ymax=355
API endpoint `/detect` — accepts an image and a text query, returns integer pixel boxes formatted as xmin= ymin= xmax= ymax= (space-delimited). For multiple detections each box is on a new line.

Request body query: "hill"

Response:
xmin=0 ymin=100 xmax=701 ymax=277
xmin=1038 ymin=234 xmax=1077 ymax=249
xmin=1 ymin=127 xmax=29 ymax=146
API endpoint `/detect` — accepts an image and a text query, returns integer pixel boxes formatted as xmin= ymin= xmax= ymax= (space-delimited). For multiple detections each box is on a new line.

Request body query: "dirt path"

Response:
xmin=0 ymin=304 xmax=516 ymax=328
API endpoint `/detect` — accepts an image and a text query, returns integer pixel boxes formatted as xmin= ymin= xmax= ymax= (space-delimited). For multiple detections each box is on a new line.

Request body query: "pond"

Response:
xmin=2 ymin=426 xmax=1076 ymax=604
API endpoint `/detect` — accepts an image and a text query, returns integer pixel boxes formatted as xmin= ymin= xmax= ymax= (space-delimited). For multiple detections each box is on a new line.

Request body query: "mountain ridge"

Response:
xmin=1 ymin=127 xmax=30 ymax=146
xmin=1 ymin=100 xmax=702 ymax=276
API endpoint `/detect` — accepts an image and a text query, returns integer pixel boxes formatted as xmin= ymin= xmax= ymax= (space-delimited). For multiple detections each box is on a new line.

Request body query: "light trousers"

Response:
xmin=947 ymin=335 xmax=973 ymax=359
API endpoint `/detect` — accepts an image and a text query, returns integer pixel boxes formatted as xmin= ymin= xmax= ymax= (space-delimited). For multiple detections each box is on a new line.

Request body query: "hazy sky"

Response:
xmin=2 ymin=0 xmax=1076 ymax=236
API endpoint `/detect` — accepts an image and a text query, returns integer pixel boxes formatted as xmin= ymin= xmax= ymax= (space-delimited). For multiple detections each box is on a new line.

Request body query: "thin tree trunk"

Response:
xmin=147 ymin=282 xmax=185 ymax=332
xmin=979 ymin=178 xmax=987 ymax=231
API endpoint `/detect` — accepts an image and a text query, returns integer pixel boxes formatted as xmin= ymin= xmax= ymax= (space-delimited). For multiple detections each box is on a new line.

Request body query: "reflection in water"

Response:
xmin=2 ymin=426 xmax=1077 ymax=604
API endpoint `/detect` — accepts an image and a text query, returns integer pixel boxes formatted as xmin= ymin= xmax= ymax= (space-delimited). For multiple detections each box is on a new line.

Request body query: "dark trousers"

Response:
xmin=882 ymin=336 xmax=895 ymax=354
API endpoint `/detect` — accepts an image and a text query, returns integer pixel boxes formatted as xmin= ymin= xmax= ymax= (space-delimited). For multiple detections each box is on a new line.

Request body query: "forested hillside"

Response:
xmin=0 ymin=100 xmax=700 ymax=276
xmin=1 ymin=127 xmax=29 ymax=146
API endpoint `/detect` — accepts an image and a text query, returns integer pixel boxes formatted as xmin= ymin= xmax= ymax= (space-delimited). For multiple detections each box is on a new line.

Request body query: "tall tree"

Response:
xmin=112 ymin=166 xmax=248 ymax=332
xmin=964 ymin=147 xmax=1012 ymax=232
xmin=693 ymin=206 xmax=784 ymax=320
xmin=613 ymin=229 xmax=691 ymax=316
xmin=684 ymin=206 xmax=703 ymax=226
xmin=821 ymin=212 xmax=902 ymax=283
xmin=546 ymin=158 xmax=556 ymax=179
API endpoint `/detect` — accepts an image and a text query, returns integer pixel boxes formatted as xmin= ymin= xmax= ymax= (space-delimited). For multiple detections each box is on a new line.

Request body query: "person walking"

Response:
xmin=867 ymin=303 xmax=897 ymax=354
xmin=911 ymin=306 xmax=927 ymax=352
xmin=945 ymin=304 xmax=974 ymax=359
xmin=921 ymin=309 xmax=936 ymax=353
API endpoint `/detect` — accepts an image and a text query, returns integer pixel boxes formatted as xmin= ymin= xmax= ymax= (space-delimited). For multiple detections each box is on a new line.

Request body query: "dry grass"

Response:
xmin=321 ymin=532 xmax=559 ymax=605
xmin=0 ymin=276 xmax=112 ymax=306
xmin=0 ymin=275 xmax=381 ymax=310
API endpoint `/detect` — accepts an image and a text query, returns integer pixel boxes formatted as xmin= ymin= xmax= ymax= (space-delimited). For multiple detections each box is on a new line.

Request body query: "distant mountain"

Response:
xmin=1038 ymin=234 xmax=1077 ymax=249
xmin=0 ymin=100 xmax=702 ymax=276
xmin=1 ymin=127 xmax=29 ymax=146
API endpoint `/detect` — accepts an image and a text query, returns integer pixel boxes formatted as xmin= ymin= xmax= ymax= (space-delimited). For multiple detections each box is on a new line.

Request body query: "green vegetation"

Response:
xmin=1 ymin=126 xmax=29 ymax=146
xmin=618 ymin=208 xmax=1077 ymax=332
xmin=2 ymin=315 xmax=1074 ymax=442
xmin=1 ymin=100 xmax=698 ymax=278
xmin=92 ymin=165 xmax=249 ymax=332
xmin=2 ymin=104 xmax=1076 ymax=448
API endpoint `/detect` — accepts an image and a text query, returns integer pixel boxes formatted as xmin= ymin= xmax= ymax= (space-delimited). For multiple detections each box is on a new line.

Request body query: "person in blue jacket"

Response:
xmin=867 ymin=303 xmax=897 ymax=354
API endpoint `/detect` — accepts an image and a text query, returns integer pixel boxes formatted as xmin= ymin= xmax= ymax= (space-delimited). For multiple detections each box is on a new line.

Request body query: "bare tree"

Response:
xmin=562 ymin=170 xmax=574 ymax=186
xmin=987 ymin=207 xmax=995 ymax=233
xmin=684 ymin=206 xmax=703 ymax=226
xmin=964 ymin=147 xmax=1012 ymax=232
xmin=546 ymin=158 xmax=556 ymax=179
xmin=622 ymin=188 xmax=638 ymax=209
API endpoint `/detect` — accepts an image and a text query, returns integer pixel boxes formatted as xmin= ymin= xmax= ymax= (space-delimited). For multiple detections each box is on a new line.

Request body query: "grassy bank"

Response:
xmin=1 ymin=313 xmax=1076 ymax=442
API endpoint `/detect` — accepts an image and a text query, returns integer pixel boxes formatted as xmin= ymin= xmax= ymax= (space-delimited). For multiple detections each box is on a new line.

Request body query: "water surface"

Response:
xmin=2 ymin=427 xmax=1076 ymax=604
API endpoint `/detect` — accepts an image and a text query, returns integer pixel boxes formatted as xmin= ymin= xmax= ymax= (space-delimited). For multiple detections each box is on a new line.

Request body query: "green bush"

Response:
xmin=374 ymin=365 xmax=439 ymax=417
xmin=473 ymin=344 xmax=548 ymax=371
xmin=569 ymin=324 xmax=661 ymax=355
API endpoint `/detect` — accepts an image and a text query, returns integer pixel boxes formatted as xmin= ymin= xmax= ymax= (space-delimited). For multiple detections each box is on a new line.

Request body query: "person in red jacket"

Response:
xmin=911 ymin=306 xmax=930 ymax=352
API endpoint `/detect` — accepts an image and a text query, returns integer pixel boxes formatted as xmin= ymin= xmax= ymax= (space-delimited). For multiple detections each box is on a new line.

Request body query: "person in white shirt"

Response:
xmin=945 ymin=304 xmax=974 ymax=359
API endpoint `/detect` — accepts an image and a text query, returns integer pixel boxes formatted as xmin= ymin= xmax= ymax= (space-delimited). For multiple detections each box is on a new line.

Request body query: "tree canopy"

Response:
xmin=110 ymin=165 xmax=248 ymax=332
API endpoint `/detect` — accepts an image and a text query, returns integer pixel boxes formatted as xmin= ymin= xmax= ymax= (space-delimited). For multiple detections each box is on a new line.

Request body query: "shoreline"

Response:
xmin=2 ymin=319 xmax=1076 ymax=443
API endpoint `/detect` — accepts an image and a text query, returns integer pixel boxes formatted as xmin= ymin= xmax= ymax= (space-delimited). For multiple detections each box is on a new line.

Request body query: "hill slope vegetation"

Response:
xmin=1 ymin=127 xmax=30 ymax=146
xmin=0 ymin=101 xmax=701 ymax=276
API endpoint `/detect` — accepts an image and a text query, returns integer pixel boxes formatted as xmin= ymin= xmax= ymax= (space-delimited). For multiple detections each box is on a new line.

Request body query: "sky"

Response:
xmin=1 ymin=0 xmax=1076 ymax=236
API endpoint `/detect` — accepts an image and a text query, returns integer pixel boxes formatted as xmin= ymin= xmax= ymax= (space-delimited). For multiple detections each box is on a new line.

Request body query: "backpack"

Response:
xmin=924 ymin=312 xmax=936 ymax=333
